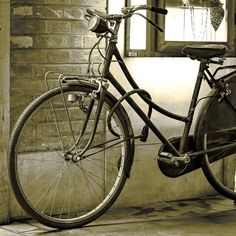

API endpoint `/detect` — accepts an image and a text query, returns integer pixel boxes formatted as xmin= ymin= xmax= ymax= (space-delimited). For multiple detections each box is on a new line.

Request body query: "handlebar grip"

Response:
xmin=150 ymin=7 xmax=168 ymax=15
xmin=87 ymin=9 xmax=94 ymax=15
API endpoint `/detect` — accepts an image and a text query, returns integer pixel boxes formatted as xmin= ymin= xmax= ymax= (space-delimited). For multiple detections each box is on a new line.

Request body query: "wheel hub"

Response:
xmin=64 ymin=150 xmax=82 ymax=163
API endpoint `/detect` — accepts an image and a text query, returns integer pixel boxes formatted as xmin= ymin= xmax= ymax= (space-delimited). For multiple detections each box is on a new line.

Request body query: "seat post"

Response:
xmin=179 ymin=60 xmax=207 ymax=154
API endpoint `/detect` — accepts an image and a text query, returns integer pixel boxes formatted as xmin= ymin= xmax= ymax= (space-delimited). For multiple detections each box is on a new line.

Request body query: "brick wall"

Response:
xmin=10 ymin=0 xmax=106 ymax=125
xmin=10 ymin=0 xmax=107 ymax=219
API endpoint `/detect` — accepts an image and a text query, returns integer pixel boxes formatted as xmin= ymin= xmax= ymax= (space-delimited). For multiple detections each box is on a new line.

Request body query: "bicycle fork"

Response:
xmin=67 ymin=80 xmax=109 ymax=162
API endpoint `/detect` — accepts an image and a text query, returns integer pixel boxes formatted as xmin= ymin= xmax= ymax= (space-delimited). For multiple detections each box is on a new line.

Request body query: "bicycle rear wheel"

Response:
xmin=8 ymin=84 xmax=133 ymax=228
xmin=196 ymin=76 xmax=236 ymax=199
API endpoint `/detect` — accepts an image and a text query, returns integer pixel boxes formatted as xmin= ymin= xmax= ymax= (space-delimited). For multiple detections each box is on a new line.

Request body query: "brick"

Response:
xmin=36 ymin=120 xmax=81 ymax=137
xmin=11 ymin=20 xmax=45 ymax=34
xmin=83 ymin=35 xmax=105 ymax=49
xmin=11 ymin=65 xmax=33 ymax=79
xmin=34 ymin=108 xmax=85 ymax=123
xmin=71 ymin=35 xmax=84 ymax=48
xmin=70 ymin=50 xmax=90 ymax=63
xmin=12 ymin=6 xmax=33 ymax=16
xmin=34 ymin=35 xmax=83 ymax=48
xmin=11 ymin=50 xmax=47 ymax=63
xmin=70 ymin=20 xmax=91 ymax=34
xmin=45 ymin=20 xmax=71 ymax=34
xmin=72 ymin=0 xmax=106 ymax=7
xmin=35 ymin=6 xmax=84 ymax=20
xmin=10 ymin=92 xmax=39 ymax=109
xmin=47 ymin=50 xmax=70 ymax=63
xmin=36 ymin=120 xmax=105 ymax=139
xmin=11 ymin=0 xmax=71 ymax=5
xmin=70 ymin=50 xmax=102 ymax=63
xmin=11 ymin=108 xmax=25 ymax=124
xmin=33 ymin=64 xmax=87 ymax=79
xmin=10 ymin=36 xmax=33 ymax=48
xmin=11 ymin=79 xmax=46 ymax=94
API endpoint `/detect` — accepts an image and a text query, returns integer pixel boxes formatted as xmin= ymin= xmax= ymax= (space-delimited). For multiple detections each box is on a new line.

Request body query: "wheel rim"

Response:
xmin=203 ymin=124 xmax=236 ymax=197
xmin=11 ymin=87 xmax=128 ymax=226
xmin=196 ymin=77 xmax=236 ymax=199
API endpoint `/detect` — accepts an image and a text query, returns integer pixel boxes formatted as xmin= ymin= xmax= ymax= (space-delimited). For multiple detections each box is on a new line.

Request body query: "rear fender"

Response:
xmin=194 ymin=74 xmax=236 ymax=151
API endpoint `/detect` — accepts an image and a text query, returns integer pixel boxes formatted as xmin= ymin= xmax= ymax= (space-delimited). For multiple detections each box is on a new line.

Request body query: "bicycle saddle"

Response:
xmin=182 ymin=44 xmax=227 ymax=60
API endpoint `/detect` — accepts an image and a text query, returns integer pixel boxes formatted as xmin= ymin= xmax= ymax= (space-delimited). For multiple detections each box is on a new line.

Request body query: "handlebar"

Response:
xmin=87 ymin=5 xmax=168 ymax=21
xmin=86 ymin=5 xmax=167 ymax=34
xmin=122 ymin=5 xmax=168 ymax=16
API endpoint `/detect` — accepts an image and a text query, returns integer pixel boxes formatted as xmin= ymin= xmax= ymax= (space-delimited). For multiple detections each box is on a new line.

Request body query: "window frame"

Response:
xmin=125 ymin=0 xmax=235 ymax=57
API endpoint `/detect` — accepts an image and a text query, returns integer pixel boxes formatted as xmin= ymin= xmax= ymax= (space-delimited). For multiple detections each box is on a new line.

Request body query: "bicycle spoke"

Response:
xmin=9 ymin=85 xmax=130 ymax=228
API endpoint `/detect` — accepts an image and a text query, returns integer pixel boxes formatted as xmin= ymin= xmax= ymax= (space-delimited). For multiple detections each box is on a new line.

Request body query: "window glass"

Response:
xmin=129 ymin=0 xmax=147 ymax=49
xmin=165 ymin=0 xmax=227 ymax=42
xmin=125 ymin=0 xmax=234 ymax=56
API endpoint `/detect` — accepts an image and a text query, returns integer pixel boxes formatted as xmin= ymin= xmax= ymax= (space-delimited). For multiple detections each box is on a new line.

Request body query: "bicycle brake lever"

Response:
xmin=121 ymin=6 xmax=135 ymax=14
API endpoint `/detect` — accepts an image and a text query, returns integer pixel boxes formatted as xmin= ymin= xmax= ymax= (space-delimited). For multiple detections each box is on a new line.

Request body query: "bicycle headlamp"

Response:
xmin=88 ymin=15 xmax=109 ymax=33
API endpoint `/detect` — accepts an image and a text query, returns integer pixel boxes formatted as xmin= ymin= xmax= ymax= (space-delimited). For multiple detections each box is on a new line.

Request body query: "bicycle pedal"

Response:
xmin=158 ymin=152 xmax=179 ymax=166
xmin=158 ymin=152 xmax=190 ymax=166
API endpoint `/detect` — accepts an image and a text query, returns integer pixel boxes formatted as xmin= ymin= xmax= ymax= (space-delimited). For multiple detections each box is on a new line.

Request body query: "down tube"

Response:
xmin=107 ymin=71 xmax=180 ymax=156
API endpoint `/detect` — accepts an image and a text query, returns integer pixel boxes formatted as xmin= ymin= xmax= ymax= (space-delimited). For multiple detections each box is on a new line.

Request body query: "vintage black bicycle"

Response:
xmin=8 ymin=5 xmax=236 ymax=229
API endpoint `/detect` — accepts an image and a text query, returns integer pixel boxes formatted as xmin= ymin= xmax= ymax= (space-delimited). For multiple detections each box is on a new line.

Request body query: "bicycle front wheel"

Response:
xmin=196 ymin=76 xmax=236 ymax=199
xmin=8 ymin=84 xmax=133 ymax=228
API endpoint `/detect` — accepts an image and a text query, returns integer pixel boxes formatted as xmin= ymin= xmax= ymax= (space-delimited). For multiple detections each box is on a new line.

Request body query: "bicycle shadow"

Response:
xmin=36 ymin=206 xmax=236 ymax=235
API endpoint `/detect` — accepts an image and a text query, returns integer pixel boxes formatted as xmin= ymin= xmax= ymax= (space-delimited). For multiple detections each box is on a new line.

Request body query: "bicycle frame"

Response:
xmin=66 ymin=15 xmax=236 ymax=161
xmin=102 ymin=45 xmax=199 ymax=156
xmin=95 ymin=39 xmax=199 ymax=156
xmin=96 ymin=19 xmax=236 ymax=157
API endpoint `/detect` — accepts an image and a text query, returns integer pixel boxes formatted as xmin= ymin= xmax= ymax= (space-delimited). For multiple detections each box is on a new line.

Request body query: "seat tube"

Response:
xmin=179 ymin=60 xmax=207 ymax=154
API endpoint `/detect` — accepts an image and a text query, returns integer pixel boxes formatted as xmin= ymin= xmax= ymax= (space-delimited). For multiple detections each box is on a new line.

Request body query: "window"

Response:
xmin=165 ymin=0 xmax=227 ymax=42
xmin=125 ymin=0 xmax=235 ymax=57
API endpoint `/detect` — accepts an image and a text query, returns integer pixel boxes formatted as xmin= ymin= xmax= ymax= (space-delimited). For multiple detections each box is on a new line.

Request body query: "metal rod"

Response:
xmin=78 ymin=84 xmax=107 ymax=157
xmin=108 ymin=72 xmax=180 ymax=156
xmin=114 ymin=47 xmax=188 ymax=122
xmin=179 ymin=60 xmax=206 ymax=153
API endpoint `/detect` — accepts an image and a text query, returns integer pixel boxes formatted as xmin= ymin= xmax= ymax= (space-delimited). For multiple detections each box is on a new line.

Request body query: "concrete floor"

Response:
xmin=1 ymin=196 xmax=236 ymax=235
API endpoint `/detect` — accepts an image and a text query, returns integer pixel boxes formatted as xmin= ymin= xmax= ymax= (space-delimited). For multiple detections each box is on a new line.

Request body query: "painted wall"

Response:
xmin=0 ymin=0 xmax=10 ymax=224
xmin=108 ymin=0 xmax=236 ymax=207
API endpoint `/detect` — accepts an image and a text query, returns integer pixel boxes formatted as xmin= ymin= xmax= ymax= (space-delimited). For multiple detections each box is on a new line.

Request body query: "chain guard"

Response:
xmin=157 ymin=136 xmax=200 ymax=178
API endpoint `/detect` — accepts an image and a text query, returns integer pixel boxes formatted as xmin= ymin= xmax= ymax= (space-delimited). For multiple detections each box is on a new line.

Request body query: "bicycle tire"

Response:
xmin=8 ymin=84 xmax=133 ymax=228
xmin=196 ymin=75 xmax=236 ymax=199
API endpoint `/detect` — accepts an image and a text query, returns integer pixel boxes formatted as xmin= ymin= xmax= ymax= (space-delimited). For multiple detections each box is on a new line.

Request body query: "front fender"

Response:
xmin=66 ymin=79 xmax=135 ymax=178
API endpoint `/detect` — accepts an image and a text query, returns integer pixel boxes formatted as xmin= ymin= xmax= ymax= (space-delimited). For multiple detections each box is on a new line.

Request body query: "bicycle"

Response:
xmin=8 ymin=5 xmax=236 ymax=229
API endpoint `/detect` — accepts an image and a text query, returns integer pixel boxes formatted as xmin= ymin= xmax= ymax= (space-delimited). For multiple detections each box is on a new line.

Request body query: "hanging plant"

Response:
xmin=183 ymin=0 xmax=225 ymax=31
xmin=210 ymin=3 xmax=224 ymax=31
